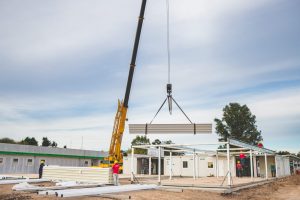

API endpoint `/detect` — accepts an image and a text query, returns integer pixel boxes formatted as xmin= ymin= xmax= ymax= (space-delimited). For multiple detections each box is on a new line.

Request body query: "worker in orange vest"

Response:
xmin=112 ymin=160 xmax=120 ymax=186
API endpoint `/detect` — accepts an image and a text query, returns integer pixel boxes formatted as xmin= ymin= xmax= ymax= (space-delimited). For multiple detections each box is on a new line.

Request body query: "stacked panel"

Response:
xmin=43 ymin=166 xmax=113 ymax=184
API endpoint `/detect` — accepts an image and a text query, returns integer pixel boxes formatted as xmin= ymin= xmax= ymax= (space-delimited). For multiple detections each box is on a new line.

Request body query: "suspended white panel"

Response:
xmin=129 ymin=124 xmax=212 ymax=134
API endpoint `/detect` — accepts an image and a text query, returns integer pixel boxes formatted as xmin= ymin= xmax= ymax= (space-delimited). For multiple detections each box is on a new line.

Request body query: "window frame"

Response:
xmin=27 ymin=158 xmax=33 ymax=166
xmin=183 ymin=161 xmax=188 ymax=168
xmin=208 ymin=162 xmax=214 ymax=168
xmin=13 ymin=158 xmax=19 ymax=164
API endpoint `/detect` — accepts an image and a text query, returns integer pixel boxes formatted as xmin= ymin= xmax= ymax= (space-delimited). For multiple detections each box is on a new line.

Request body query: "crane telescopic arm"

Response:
xmin=124 ymin=0 xmax=147 ymax=108
xmin=108 ymin=0 xmax=147 ymax=163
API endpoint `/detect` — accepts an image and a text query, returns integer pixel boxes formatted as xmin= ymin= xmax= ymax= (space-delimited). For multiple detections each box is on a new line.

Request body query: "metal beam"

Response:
xmin=229 ymin=139 xmax=275 ymax=154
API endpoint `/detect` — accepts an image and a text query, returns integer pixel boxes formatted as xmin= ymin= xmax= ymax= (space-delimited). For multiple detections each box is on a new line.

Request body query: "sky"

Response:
xmin=0 ymin=0 xmax=299 ymax=153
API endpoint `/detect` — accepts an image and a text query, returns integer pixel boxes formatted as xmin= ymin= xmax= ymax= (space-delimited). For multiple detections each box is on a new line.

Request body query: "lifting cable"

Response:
xmin=149 ymin=0 xmax=193 ymax=125
xmin=166 ymin=0 xmax=171 ymax=84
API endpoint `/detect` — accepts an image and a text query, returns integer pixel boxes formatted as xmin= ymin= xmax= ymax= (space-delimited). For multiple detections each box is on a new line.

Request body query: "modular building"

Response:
xmin=284 ymin=155 xmax=300 ymax=174
xmin=123 ymin=139 xmax=292 ymax=182
xmin=0 ymin=143 xmax=107 ymax=174
xmin=123 ymin=153 xmax=290 ymax=178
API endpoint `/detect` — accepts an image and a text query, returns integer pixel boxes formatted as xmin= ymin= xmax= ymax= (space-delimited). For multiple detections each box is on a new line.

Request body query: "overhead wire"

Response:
xmin=148 ymin=0 xmax=194 ymax=125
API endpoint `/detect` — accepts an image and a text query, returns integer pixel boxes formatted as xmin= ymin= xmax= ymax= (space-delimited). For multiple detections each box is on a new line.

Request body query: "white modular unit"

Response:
xmin=123 ymin=156 xmax=138 ymax=175
xmin=164 ymin=155 xmax=235 ymax=177
xmin=275 ymin=156 xmax=290 ymax=177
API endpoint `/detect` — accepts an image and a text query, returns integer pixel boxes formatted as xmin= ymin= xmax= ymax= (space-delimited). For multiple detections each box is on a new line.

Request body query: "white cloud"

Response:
xmin=0 ymin=1 xmax=138 ymax=65
xmin=249 ymin=89 xmax=300 ymax=120
xmin=0 ymin=0 xmax=299 ymax=152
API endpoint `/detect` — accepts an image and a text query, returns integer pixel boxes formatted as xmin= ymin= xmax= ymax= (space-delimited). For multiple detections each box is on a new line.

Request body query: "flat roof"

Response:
xmin=0 ymin=143 xmax=107 ymax=160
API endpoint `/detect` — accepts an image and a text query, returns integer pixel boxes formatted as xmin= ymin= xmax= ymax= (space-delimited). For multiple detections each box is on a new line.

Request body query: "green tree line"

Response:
xmin=0 ymin=137 xmax=58 ymax=147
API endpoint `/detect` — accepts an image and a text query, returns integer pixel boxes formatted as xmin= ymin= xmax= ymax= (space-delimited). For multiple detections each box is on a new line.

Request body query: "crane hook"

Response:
xmin=167 ymin=83 xmax=172 ymax=114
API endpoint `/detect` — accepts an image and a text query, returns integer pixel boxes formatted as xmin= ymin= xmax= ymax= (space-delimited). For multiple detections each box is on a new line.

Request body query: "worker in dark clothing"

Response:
xmin=39 ymin=160 xmax=45 ymax=179
xmin=271 ymin=164 xmax=276 ymax=177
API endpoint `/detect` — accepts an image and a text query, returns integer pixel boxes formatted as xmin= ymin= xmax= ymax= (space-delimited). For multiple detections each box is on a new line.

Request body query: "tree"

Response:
xmin=19 ymin=137 xmax=38 ymax=146
xmin=162 ymin=140 xmax=173 ymax=145
xmin=214 ymin=103 xmax=263 ymax=145
xmin=277 ymin=151 xmax=291 ymax=155
xmin=151 ymin=139 xmax=183 ymax=156
xmin=0 ymin=137 xmax=17 ymax=144
xmin=121 ymin=150 xmax=128 ymax=157
xmin=42 ymin=137 xmax=51 ymax=147
xmin=297 ymin=152 xmax=300 ymax=158
xmin=152 ymin=139 xmax=162 ymax=145
xmin=51 ymin=141 xmax=57 ymax=147
xmin=131 ymin=135 xmax=150 ymax=154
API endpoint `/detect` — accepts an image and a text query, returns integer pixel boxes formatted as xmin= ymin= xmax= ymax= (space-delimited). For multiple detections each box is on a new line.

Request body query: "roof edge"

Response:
xmin=0 ymin=151 xmax=104 ymax=160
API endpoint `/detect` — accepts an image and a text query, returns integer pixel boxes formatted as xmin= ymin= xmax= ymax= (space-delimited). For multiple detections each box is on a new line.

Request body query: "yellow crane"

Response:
xmin=100 ymin=0 xmax=147 ymax=170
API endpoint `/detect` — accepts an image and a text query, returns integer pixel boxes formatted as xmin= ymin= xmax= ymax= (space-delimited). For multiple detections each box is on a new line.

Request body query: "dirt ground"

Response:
xmin=140 ymin=176 xmax=267 ymax=186
xmin=0 ymin=175 xmax=299 ymax=200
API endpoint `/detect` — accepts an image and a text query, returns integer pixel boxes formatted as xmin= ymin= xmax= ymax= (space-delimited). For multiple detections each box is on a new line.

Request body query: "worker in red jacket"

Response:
xmin=239 ymin=152 xmax=246 ymax=167
xmin=112 ymin=160 xmax=120 ymax=186
xmin=236 ymin=161 xmax=243 ymax=177
xmin=257 ymin=141 xmax=263 ymax=148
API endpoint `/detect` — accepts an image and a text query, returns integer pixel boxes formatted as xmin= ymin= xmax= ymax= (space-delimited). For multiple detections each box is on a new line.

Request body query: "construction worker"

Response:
xmin=258 ymin=141 xmax=264 ymax=148
xmin=271 ymin=164 xmax=276 ymax=177
xmin=239 ymin=152 xmax=246 ymax=167
xmin=112 ymin=160 xmax=120 ymax=186
xmin=39 ymin=160 xmax=45 ymax=179
xmin=236 ymin=161 xmax=243 ymax=177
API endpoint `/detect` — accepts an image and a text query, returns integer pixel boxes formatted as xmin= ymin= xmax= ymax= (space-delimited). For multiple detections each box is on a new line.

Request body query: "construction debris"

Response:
xmin=15 ymin=183 xmax=103 ymax=192
xmin=0 ymin=178 xmax=48 ymax=185
xmin=12 ymin=182 xmax=40 ymax=191
xmin=39 ymin=184 xmax=157 ymax=198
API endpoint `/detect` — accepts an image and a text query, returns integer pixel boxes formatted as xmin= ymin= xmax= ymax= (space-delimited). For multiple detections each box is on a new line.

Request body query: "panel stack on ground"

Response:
xmin=43 ymin=166 xmax=113 ymax=184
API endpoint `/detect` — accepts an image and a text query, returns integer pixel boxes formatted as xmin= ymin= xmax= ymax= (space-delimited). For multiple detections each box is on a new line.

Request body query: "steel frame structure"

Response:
xmin=130 ymin=139 xmax=277 ymax=187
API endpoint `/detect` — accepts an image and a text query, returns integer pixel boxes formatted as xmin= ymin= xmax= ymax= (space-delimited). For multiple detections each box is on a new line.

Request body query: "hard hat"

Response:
xmin=41 ymin=160 xmax=45 ymax=163
xmin=114 ymin=160 xmax=118 ymax=164
xmin=237 ymin=161 xmax=240 ymax=163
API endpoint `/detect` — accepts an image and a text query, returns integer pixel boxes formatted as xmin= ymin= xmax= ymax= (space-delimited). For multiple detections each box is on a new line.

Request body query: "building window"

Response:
xmin=13 ymin=158 xmax=18 ymax=164
xmin=208 ymin=162 xmax=213 ymax=168
xmin=84 ymin=161 xmax=89 ymax=165
xmin=27 ymin=159 xmax=33 ymax=166
xmin=183 ymin=161 xmax=188 ymax=168
xmin=0 ymin=158 xmax=3 ymax=165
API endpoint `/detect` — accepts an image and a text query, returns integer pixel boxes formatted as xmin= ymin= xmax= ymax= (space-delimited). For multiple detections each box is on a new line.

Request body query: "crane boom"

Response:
xmin=124 ymin=0 xmax=147 ymax=108
xmin=108 ymin=0 xmax=147 ymax=164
